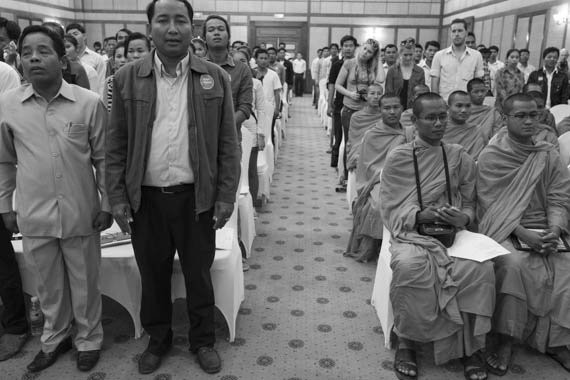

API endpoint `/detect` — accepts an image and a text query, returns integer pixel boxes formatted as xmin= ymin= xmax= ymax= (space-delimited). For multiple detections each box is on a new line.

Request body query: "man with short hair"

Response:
xmin=419 ymin=41 xmax=439 ymax=91
xmin=400 ymin=83 xmax=429 ymax=130
xmin=65 ymin=22 xmax=105 ymax=93
xmin=528 ymin=47 xmax=570 ymax=108
xmin=277 ymin=47 xmax=293 ymax=103
xmin=488 ymin=45 xmax=505 ymax=95
xmin=380 ymin=92 xmax=493 ymax=380
xmin=413 ymin=43 xmax=423 ymax=64
xmin=431 ymin=18 xmax=484 ymax=101
xmin=106 ymin=0 xmax=240 ymax=375
xmin=311 ymin=48 xmax=323 ymax=107
xmin=346 ymin=93 xmax=409 ymax=262
xmin=477 ymin=92 xmax=570 ymax=376
xmin=316 ymin=46 xmax=331 ymax=116
xmin=517 ymin=48 xmax=536 ymax=82
xmin=116 ymin=28 xmax=132 ymax=44
xmin=523 ymin=83 xmax=557 ymax=129
xmin=384 ymin=44 xmax=398 ymax=70
xmin=203 ymin=14 xmax=253 ymax=141
xmin=254 ymin=48 xmax=282 ymax=145
xmin=0 ymin=25 xmax=112 ymax=373
xmin=467 ymin=78 xmax=503 ymax=141
xmin=327 ymin=35 xmax=357 ymax=169
xmin=443 ymin=90 xmax=488 ymax=159
xmin=465 ymin=32 xmax=476 ymax=49
xmin=526 ymin=91 xmax=559 ymax=147
xmin=479 ymin=47 xmax=493 ymax=94
xmin=292 ymin=52 xmax=306 ymax=96
xmin=267 ymin=47 xmax=285 ymax=85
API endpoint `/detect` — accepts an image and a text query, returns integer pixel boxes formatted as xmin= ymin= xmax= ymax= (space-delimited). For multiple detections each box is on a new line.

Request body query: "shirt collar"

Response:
xmin=543 ymin=66 xmax=558 ymax=75
xmin=205 ymin=52 xmax=235 ymax=67
xmin=21 ymin=80 xmax=75 ymax=103
xmin=154 ymin=51 xmax=190 ymax=78
xmin=446 ymin=45 xmax=472 ymax=56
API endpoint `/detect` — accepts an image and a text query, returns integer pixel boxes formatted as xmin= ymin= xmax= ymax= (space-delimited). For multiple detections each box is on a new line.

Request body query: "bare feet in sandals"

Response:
xmin=463 ymin=351 xmax=488 ymax=380
xmin=394 ymin=339 xmax=417 ymax=380
xmin=486 ymin=339 xmax=512 ymax=376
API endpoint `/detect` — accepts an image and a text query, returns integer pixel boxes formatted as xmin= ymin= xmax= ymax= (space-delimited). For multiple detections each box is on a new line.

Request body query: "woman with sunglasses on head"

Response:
xmin=385 ymin=40 xmax=426 ymax=109
xmin=334 ymin=38 xmax=385 ymax=191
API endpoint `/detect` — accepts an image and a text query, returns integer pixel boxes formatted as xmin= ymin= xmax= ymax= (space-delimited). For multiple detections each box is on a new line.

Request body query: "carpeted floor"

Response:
xmin=1 ymin=97 xmax=568 ymax=380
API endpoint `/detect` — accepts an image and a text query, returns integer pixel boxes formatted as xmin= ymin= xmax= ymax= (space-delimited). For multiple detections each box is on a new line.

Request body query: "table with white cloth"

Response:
xmin=11 ymin=221 xmax=244 ymax=342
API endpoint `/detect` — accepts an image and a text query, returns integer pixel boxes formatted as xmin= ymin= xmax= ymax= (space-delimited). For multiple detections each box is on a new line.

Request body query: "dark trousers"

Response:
xmin=330 ymin=109 xmax=343 ymax=168
xmin=0 ymin=219 xmax=28 ymax=335
xmin=293 ymin=74 xmax=304 ymax=96
xmin=312 ymin=82 xmax=319 ymax=106
xmin=248 ymin=147 xmax=259 ymax=202
xmin=340 ymin=106 xmax=358 ymax=180
xmin=131 ymin=186 xmax=216 ymax=354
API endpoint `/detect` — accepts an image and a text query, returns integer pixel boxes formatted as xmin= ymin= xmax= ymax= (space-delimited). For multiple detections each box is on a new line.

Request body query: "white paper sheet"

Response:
xmin=447 ymin=230 xmax=510 ymax=262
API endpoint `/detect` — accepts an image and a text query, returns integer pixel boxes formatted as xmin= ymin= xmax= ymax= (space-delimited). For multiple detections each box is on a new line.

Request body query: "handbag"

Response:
xmin=412 ymin=142 xmax=456 ymax=248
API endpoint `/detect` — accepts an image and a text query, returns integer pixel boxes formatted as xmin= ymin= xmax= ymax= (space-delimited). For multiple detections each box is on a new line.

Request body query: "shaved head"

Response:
xmin=413 ymin=92 xmax=445 ymax=117
xmin=503 ymin=93 xmax=535 ymax=115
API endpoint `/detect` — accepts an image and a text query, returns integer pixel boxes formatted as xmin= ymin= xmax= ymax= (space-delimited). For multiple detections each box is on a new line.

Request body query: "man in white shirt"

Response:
xmin=311 ymin=48 xmax=323 ymax=107
xmin=418 ymin=40 xmax=440 ymax=91
xmin=292 ymin=52 xmax=306 ymax=96
xmin=517 ymin=48 xmax=536 ymax=82
xmin=255 ymin=48 xmax=282 ymax=145
xmin=431 ymin=18 xmax=484 ymax=102
xmin=488 ymin=45 xmax=505 ymax=94
xmin=65 ymin=23 xmax=105 ymax=93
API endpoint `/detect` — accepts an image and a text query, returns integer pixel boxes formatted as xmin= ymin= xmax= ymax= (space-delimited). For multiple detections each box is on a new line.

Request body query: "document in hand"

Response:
xmin=447 ymin=230 xmax=510 ymax=262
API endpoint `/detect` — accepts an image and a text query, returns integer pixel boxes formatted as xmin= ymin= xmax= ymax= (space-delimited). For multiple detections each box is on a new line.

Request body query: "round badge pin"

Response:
xmin=200 ymin=74 xmax=215 ymax=90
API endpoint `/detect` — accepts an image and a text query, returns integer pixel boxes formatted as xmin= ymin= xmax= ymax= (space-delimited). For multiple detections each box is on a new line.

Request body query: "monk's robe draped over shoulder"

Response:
xmin=345 ymin=121 xmax=409 ymax=262
xmin=442 ymin=119 xmax=489 ymax=160
xmin=535 ymin=123 xmax=559 ymax=150
xmin=477 ymin=130 xmax=570 ymax=352
xmin=346 ymin=108 xmax=382 ymax=170
xmin=380 ymin=139 xmax=495 ymax=365
xmin=468 ymin=104 xmax=503 ymax=141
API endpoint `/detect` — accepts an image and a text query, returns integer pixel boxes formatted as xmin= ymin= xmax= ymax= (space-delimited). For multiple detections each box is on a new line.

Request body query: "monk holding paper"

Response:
xmin=380 ymin=93 xmax=494 ymax=380
xmin=477 ymin=93 xmax=570 ymax=376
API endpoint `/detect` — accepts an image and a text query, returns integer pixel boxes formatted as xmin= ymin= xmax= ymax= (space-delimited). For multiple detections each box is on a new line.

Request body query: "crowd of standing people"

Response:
xmin=1 ymin=1 xmax=570 ymax=380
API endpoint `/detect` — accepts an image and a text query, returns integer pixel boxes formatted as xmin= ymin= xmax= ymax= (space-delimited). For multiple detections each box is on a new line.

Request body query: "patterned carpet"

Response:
xmin=1 ymin=97 xmax=568 ymax=380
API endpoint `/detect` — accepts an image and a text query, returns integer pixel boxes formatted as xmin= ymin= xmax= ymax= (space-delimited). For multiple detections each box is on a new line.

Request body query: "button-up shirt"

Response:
xmin=0 ymin=62 xmax=20 ymax=93
xmin=292 ymin=58 xmax=306 ymax=74
xmin=418 ymin=59 xmax=432 ymax=90
xmin=544 ymin=66 xmax=557 ymax=108
xmin=517 ymin=62 xmax=536 ymax=82
xmin=143 ymin=53 xmax=194 ymax=187
xmin=79 ymin=46 xmax=106 ymax=93
xmin=0 ymin=81 xmax=109 ymax=238
xmin=488 ymin=60 xmax=505 ymax=94
xmin=311 ymin=57 xmax=320 ymax=81
xmin=431 ymin=46 xmax=484 ymax=101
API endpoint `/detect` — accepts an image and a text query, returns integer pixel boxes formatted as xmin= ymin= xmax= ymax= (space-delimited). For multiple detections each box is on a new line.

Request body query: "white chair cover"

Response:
xmin=550 ymin=104 xmax=570 ymax=125
xmin=370 ymin=226 xmax=394 ymax=348
xmin=13 ymin=216 xmax=245 ymax=342
xmin=346 ymin=170 xmax=357 ymax=212
xmin=239 ymin=129 xmax=256 ymax=257
xmin=559 ymin=132 xmax=570 ymax=168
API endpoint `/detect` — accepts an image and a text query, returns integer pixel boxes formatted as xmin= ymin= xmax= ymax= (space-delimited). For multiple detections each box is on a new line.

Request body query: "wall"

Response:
xmin=442 ymin=0 xmax=569 ymax=68
xmin=0 ymin=0 xmax=441 ymax=70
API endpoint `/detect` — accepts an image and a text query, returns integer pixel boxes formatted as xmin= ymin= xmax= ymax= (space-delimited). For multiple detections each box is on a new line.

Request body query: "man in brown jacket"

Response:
xmin=105 ymin=0 xmax=240 ymax=375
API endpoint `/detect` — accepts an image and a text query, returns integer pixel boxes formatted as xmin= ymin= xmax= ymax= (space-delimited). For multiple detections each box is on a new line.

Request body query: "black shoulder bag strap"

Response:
xmin=412 ymin=142 xmax=452 ymax=209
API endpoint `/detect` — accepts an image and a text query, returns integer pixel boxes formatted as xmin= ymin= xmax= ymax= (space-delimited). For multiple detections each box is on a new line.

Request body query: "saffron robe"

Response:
xmin=380 ymin=138 xmax=495 ymax=364
xmin=442 ymin=119 xmax=489 ymax=160
xmin=346 ymin=108 xmax=381 ymax=170
xmin=477 ymin=130 xmax=570 ymax=352
xmin=468 ymin=104 xmax=503 ymax=141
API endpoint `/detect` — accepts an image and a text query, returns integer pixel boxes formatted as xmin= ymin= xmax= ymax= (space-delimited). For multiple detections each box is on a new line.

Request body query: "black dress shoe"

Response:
xmin=138 ymin=350 xmax=162 ymax=374
xmin=77 ymin=349 xmax=100 ymax=372
xmin=27 ymin=337 xmax=72 ymax=372
xmin=0 ymin=331 xmax=30 ymax=361
xmin=196 ymin=346 xmax=221 ymax=374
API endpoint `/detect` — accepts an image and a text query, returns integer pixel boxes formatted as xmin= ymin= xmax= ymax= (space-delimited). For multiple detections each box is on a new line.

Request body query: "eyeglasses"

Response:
xmin=506 ymin=112 xmax=539 ymax=121
xmin=420 ymin=113 xmax=448 ymax=123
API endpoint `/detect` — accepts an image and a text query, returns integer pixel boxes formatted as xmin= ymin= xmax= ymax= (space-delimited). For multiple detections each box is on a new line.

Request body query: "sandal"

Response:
xmin=462 ymin=352 xmax=487 ymax=380
xmin=486 ymin=340 xmax=512 ymax=376
xmin=546 ymin=347 xmax=570 ymax=373
xmin=394 ymin=348 xmax=417 ymax=380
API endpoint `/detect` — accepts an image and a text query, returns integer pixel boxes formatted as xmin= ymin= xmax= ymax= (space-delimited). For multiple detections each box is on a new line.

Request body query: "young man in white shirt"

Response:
xmin=255 ymin=48 xmax=282 ymax=145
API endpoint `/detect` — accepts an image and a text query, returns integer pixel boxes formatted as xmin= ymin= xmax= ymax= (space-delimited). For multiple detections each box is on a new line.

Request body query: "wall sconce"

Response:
xmin=194 ymin=12 xmax=204 ymax=19
xmin=274 ymin=13 xmax=285 ymax=19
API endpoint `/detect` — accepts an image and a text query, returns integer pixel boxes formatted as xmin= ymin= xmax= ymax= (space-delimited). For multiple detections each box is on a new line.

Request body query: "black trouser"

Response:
xmin=248 ymin=147 xmax=259 ymax=202
xmin=0 ymin=219 xmax=28 ymax=335
xmin=340 ymin=106 xmax=358 ymax=180
xmin=330 ymin=108 xmax=343 ymax=168
xmin=131 ymin=186 xmax=216 ymax=355
xmin=312 ymin=82 xmax=319 ymax=106
xmin=293 ymin=74 xmax=304 ymax=96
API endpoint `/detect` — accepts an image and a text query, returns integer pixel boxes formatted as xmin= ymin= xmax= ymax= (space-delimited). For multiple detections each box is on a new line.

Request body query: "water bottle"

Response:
xmin=29 ymin=297 xmax=44 ymax=336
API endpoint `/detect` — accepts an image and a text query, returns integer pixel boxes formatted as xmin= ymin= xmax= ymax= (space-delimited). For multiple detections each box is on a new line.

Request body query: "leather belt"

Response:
xmin=143 ymin=184 xmax=194 ymax=194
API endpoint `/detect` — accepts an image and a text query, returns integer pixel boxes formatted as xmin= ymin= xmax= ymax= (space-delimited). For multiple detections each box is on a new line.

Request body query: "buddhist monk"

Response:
xmin=467 ymin=78 xmax=503 ymax=141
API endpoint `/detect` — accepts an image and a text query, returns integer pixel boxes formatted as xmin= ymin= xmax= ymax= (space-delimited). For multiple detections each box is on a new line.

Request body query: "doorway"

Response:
xmin=249 ymin=21 xmax=310 ymax=92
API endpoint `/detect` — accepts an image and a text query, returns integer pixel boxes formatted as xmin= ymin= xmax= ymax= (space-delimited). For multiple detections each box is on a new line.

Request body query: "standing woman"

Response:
xmin=102 ymin=42 xmax=128 ymax=112
xmin=385 ymin=42 xmax=425 ymax=109
xmin=334 ymin=38 xmax=384 ymax=189
xmin=494 ymin=49 xmax=524 ymax=112
xmin=125 ymin=32 xmax=151 ymax=62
